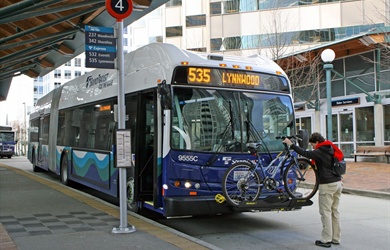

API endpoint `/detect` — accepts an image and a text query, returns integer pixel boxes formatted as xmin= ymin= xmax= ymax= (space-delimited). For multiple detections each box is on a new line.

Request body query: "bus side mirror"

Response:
xmin=298 ymin=129 xmax=309 ymax=149
xmin=158 ymin=80 xmax=172 ymax=110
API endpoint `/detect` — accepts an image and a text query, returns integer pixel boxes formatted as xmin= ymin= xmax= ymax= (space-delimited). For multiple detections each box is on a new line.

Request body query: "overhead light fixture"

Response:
xmin=294 ymin=54 xmax=307 ymax=62
xmin=359 ymin=36 xmax=375 ymax=46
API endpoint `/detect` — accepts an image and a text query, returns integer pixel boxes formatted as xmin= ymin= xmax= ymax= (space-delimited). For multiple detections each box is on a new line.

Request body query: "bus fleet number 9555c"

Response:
xmin=178 ymin=155 xmax=199 ymax=162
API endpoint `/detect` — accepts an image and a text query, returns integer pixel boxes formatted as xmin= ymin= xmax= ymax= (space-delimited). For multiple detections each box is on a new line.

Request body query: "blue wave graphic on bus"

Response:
xmin=72 ymin=151 xmax=110 ymax=181
xmin=56 ymin=148 xmax=62 ymax=172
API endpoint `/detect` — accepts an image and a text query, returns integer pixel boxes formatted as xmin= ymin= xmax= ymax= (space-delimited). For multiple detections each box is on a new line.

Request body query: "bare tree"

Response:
xmin=359 ymin=0 xmax=390 ymax=91
xmin=282 ymin=52 xmax=324 ymax=109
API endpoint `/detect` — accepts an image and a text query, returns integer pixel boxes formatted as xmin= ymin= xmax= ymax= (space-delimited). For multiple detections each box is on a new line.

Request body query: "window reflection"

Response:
xmin=171 ymin=87 xmax=295 ymax=152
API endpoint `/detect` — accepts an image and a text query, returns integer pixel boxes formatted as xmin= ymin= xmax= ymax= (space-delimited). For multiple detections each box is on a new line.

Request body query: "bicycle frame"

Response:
xmin=247 ymin=140 xmax=301 ymax=191
xmin=221 ymin=136 xmax=318 ymax=209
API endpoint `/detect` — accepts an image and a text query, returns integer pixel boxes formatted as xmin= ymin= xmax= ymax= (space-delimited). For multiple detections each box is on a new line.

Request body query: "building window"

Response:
xmin=64 ymin=61 xmax=71 ymax=66
xmin=210 ymin=2 xmax=221 ymax=15
xmin=356 ymin=106 xmax=374 ymax=142
xmin=54 ymin=82 xmax=61 ymax=88
xmin=186 ymin=15 xmax=206 ymax=27
xmin=75 ymin=71 xmax=81 ymax=77
xmin=149 ymin=36 xmax=163 ymax=43
xmin=166 ymin=0 xmax=182 ymax=7
xmin=74 ymin=58 xmax=81 ymax=67
xmin=65 ymin=70 xmax=71 ymax=79
xmin=166 ymin=26 xmax=183 ymax=37
xmin=223 ymin=37 xmax=242 ymax=50
xmin=210 ymin=38 xmax=222 ymax=51
xmin=384 ymin=105 xmax=390 ymax=144
xmin=187 ymin=47 xmax=207 ymax=52
xmin=38 ymin=86 xmax=43 ymax=94
xmin=54 ymin=69 xmax=61 ymax=78
xmin=345 ymin=52 xmax=374 ymax=77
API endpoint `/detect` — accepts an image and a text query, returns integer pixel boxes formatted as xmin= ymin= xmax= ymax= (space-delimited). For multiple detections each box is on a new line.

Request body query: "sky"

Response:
xmin=0 ymin=75 xmax=34 ymax=126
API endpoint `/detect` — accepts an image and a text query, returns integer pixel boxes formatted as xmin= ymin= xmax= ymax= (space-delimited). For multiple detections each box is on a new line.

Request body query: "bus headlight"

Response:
xmin=184 ymin=182 xmax=191 ymax=188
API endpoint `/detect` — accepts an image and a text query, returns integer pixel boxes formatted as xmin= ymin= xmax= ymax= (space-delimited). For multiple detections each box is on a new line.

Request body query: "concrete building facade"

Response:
xmin=37 ymin=0 xmax=389 ymax=159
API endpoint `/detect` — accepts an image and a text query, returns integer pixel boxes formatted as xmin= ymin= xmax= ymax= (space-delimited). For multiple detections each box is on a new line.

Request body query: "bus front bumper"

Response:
xmin=163 ymin=195 xmax=313 ymax=217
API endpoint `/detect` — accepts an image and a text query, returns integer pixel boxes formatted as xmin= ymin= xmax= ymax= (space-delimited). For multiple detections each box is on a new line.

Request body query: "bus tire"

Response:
xmin=127 ymin=177 xmax=139 ymax=213
xmin=60 ymin=155 xmax=69 ymax=186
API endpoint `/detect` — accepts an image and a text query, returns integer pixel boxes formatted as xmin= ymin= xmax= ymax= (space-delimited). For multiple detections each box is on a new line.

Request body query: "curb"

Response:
xmin=342 ymin=187 xmax=390 ymax=200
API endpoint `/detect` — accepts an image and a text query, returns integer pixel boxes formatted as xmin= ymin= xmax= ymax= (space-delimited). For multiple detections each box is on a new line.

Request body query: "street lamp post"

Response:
xmin=321 ymin=49 xmax=335 ymax=141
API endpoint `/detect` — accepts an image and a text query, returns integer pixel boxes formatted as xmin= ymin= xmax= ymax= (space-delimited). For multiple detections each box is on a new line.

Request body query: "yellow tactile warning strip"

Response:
xmin=0 ymin=164 xmax=209 ymax=250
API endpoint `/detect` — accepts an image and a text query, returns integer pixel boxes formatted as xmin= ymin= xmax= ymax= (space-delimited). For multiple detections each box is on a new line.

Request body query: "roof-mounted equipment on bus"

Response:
xmin=207 ymin=54 xmax=223 ymax=61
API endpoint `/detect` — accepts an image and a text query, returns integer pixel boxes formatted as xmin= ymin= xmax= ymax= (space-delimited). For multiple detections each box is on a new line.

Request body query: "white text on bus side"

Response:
xmin=178 ymin=155 xmax=198 ymax=162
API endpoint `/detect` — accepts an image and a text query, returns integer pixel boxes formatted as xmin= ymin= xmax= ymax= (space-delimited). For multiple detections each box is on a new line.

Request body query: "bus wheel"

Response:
xmin=60 ymin=156 xmax=69 ymax=186
xmin=127 ymin=177 xmax=138 ymax=213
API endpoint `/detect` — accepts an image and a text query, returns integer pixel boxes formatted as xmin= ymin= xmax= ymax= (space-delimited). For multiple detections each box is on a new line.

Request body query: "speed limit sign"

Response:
xmin=106 ymin=0 xmax=133 ymax=20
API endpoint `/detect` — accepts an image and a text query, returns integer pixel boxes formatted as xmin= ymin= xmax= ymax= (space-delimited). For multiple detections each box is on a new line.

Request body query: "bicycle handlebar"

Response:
xmin=275 ymin=135 xmax=302 ymax=141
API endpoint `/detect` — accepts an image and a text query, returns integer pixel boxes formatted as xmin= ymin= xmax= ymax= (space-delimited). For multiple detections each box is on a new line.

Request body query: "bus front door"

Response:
xmin=37 ymin=116 xmax=44 ymax=166
xmin=126 ymin=91 xmax=156 ymax=209
xmin=137 ymin=91 xmax=155 ymax=201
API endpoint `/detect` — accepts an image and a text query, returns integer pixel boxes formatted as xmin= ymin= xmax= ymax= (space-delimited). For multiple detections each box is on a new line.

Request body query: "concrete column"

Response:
xmin=314 ymin=110 xmax=321 ymax=135
xmin=374 ymin=103 xmax=384 ymax=146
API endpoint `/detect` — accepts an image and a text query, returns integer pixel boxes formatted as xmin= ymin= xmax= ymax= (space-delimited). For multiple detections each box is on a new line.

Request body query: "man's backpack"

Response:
xmin=332 ymin=157 xmax=346 ymax=176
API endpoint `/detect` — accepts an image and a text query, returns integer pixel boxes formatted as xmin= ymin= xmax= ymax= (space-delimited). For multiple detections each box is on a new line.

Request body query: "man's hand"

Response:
xmin=282 ymin=138 xmax=293 ymax=146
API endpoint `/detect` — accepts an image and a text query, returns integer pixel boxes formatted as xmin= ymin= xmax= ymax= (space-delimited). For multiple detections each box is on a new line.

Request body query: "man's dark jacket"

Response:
xmin=290 ymin=144 xmax=342 ymax=184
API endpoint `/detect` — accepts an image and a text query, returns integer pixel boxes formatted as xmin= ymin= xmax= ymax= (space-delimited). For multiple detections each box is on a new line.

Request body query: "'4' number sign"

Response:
xmin=106 ymin=0 xmax=133 ymax=20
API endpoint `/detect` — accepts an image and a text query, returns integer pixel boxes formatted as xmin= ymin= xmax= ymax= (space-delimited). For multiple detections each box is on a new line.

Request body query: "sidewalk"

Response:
xmin=340 ymin=160 xmax=390 ymax=198
xmin=0 ymin=160 xmax=219 ymax=250
xmin=0 ymin=158 xmax=389 ymax=250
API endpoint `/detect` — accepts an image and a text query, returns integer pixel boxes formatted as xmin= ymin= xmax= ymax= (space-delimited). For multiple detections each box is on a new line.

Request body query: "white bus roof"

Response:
xmin=35 ymin=43 xmax=288 ymax=111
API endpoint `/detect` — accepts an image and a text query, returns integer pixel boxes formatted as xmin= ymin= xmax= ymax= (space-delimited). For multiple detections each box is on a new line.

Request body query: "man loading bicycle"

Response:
xmin=283 ymin=132 xmax=343 ymax=248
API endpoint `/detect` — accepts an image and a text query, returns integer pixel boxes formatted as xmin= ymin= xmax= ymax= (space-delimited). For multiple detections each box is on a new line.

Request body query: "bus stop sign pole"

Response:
xmin=106 ymin=0 xmax=135 ymax=234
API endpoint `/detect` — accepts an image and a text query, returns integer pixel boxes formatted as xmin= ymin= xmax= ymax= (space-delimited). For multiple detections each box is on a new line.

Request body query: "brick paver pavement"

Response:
xmin=342 ymin=160 xmax=390 ymax=193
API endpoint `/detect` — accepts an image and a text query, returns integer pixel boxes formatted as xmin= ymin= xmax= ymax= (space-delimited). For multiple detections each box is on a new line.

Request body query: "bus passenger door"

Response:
xmin=127 ymin=91 xmax=156 ymax=205
xmin=37 ymin=116 xmax=44 ymax=166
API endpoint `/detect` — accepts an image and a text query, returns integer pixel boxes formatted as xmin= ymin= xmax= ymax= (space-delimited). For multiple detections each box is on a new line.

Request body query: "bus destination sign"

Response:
xmin=85 ymin=25 xmax=117 ymax=69
xmin=173 ymin=66 xmax=289 ymax=92
xmin=187 ymin=67 xmax=260 ymax=86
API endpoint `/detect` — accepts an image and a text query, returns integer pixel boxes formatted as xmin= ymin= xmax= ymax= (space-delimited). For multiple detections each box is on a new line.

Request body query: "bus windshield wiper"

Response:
xmin=245 ymin=102 xmax=272 ymax=159
xmin=206 ymin=101 xmax=234 ymax=166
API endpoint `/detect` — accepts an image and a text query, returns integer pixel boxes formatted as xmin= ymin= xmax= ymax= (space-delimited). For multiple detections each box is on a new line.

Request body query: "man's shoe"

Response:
xmin=315 ymin=240 xmax=331 ymax=248
xmin=331 ymin=242 xmax=340 ymax=245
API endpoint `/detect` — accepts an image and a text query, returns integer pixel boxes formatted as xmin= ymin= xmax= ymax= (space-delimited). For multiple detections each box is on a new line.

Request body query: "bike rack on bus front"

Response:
xmin=230 ymin=197 xmax=314 ymax=212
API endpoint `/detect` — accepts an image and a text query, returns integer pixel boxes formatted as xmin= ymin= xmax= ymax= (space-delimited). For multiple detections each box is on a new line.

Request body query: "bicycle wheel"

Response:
xmin=222 ymin=162 xmax=262 ymax=206
xmin=283 ymin=158 xmax=319 ymax=200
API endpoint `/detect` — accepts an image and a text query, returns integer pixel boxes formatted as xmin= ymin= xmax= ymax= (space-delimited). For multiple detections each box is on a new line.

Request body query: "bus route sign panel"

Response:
xmin=85 ymin=25 xmax=117 ymax=69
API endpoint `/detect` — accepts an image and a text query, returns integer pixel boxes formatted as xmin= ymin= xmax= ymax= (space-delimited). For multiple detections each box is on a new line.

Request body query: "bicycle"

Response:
xmin=221 ymin=135 xmax=319 ymax=206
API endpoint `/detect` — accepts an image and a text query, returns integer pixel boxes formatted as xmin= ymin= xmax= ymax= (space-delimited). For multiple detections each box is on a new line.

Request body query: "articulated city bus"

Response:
xmin=28 ymin=43 xmax=309 ymax=217
xmin=0 ymin=125 xmax=16 ymax=158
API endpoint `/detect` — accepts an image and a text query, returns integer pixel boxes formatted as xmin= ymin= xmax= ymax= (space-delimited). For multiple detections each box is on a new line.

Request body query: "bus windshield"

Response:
xmin=0 ymin=131 xmax=15 ymax=143
xmin=171 ymin=87 xmax=295 ymax=153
